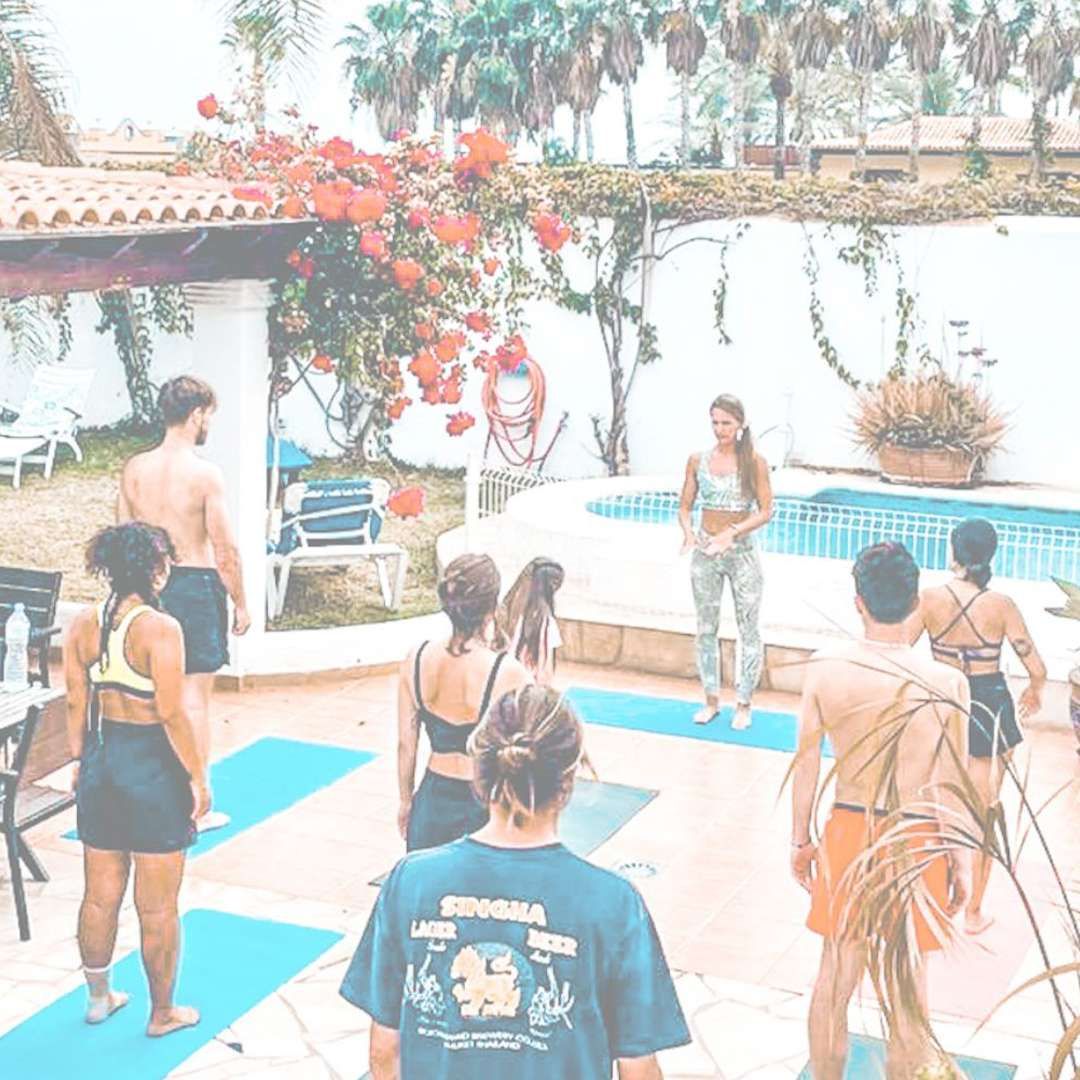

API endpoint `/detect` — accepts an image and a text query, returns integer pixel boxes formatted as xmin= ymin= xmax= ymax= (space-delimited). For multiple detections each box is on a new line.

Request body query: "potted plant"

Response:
xmin=1046 ymin=577 xmax=1080 ymax=754
xmin=851 ymin=361 xmax=1008 ymax=487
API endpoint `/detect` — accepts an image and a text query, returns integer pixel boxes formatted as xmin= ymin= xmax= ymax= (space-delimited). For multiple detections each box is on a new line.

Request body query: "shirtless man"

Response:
xmin=790 ymin=542 xmax=971 ymax=1080
xmin=118 ymin=376 xmax=249 ymax=831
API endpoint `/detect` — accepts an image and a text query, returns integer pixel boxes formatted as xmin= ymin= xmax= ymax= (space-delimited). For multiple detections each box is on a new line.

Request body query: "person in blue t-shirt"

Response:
xmin=341 ymin=685 xmax=691 ymax=1079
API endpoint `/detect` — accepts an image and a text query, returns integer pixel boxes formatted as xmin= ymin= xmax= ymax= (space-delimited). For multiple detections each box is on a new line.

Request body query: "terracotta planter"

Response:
xmin=1070 ymin=666 xmax=1080 ymax=755
xmin=878 ymin=444 xmax=978 ymax=487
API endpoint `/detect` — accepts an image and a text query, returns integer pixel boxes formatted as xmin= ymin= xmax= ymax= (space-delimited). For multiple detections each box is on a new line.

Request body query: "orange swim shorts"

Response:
xmin=806 ymin=805 xmax=951 ymax=953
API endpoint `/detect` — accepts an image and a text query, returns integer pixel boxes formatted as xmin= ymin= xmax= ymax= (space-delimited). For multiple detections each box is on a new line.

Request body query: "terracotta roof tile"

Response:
xmin=815 ymin=115 xmax=1080 ymax=154
xmin=0 ymin=161 xmax=303 ymax=234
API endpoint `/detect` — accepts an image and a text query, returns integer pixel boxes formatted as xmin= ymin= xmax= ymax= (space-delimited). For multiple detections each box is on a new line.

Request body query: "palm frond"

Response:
xmin=219 ymin=0 xmax=325 ymax=87
xmin=0 ymin=295 xmax=57 ymax=367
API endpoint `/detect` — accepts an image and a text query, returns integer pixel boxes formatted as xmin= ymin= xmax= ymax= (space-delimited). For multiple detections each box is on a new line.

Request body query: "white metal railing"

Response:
xmin=464 ymin=454 xmax=574 ymax=550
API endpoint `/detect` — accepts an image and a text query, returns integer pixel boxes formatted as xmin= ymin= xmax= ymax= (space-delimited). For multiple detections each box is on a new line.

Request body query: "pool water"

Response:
xmin=585 ymin=487 xmax=1080 ymax=583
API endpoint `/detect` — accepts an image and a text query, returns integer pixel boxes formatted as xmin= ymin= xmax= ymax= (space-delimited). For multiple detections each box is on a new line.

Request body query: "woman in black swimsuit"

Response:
xmin=397 ymin=554 xmax=531 ymax=851
xmin=908 ymin=518 xmax=1046 ymax=934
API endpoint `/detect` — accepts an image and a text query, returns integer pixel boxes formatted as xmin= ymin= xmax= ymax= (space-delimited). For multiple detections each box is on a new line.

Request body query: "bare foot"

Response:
xmin=196 ymin=810 xmax=231 ymax=832
xmin=147 ymin=1005 xmax=200 ymax=1037
xmin=693 ymin=705 xmax=718 ymax=725
xmin=731 ymin=705 xmax=752 ymax=731
xmin=85 ymin=990 xmax=130 ymax=1024
xmin=964 ymin=911 xmax=995 ymax=936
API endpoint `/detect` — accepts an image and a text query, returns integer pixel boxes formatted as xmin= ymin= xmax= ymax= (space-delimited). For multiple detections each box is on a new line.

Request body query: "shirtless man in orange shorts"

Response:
xmin=790 ymin=542 xmax=971 ymax=1079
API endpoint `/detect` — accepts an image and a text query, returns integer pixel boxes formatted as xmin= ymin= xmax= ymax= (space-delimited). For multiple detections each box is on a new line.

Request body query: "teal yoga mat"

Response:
xmin=0 ymin=909 xmax=342 ymax=1080
xmin=796 ymin=1033 xmax=1016 ymax=1079
xmin=566 ymin=686 xmax=829 ymax=755
xmin=370 ymin=777 xmax=657 ymax=885
xmin=66 ymin=736 xmax=376 ymax=855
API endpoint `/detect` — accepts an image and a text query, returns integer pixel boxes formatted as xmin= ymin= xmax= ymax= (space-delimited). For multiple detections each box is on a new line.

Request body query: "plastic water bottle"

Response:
xmin=3 ymin=603 xmax=30 ymax=691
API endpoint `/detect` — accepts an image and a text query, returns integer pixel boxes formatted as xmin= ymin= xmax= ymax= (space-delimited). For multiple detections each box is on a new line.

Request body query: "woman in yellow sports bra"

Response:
xmin=63 ymin=523 xmax=208 ymax=1038
xmin=678 ymin=394 xmax=774 ymax=729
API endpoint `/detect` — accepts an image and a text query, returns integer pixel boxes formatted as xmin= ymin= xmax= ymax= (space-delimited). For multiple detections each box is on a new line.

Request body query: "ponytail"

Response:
xmin=711 ymin=393 xmax=758 ymax=502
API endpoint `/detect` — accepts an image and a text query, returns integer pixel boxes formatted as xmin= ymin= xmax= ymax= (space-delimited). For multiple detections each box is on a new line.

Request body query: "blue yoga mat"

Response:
xmin=565 ymin=686 xmax=830 ymax=756
xmin=0 ymin=908 xmax=342 ymax=1080
xmin=66 ymin=736 xmax=375 ymax=856
xmin=370 ymin=777 xmax=656 ymax=885
xmin=797 ymin=1033 xmax=1016 ymax=1079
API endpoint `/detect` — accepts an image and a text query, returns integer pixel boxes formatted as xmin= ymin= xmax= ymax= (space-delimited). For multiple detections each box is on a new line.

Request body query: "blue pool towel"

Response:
xmin=797 ymin=1033 xmax=1015 ymax=1079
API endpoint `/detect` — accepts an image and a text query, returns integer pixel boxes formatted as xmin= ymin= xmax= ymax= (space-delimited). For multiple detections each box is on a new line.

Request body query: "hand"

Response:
xmin=680 ymin=535 xmax=696 ymax=556
xmin=703 ymin=532 xmax=734 ymax=557
xmin=945 ymin=853 xmax=968 ymax=916
xmin=791 ymin=843 xmax=816 ymax=893
xmin=232 ymin=606 xmax=252 ymax=636
xmin=397 ymin=800 xmax=412 ymax=841
xmin=191 ymin=776 xmax=212 ymax=820
xmin=1018 ymin=684 xmax=1041 ymax=719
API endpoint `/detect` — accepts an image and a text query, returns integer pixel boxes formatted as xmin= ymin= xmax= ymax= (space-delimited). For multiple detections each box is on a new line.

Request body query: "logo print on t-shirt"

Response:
xmin=404 ymin=955 xmax=446 ymax=1018
xmin=451 ymin=943 xmax=534 ymax=1020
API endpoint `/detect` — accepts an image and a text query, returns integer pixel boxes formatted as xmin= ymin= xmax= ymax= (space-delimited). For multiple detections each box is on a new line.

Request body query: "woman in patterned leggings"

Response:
xmin=678 ymin=394 xmax=774 ymax=729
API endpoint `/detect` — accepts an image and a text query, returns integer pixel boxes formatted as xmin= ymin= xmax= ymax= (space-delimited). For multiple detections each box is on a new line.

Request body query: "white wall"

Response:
xmin=4 ymin=216 xmax=1076 ymax=489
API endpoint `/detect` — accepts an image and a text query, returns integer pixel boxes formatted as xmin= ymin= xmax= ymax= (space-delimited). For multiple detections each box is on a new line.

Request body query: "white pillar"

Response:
xmin=184 ymin=279 xmax=273 ymax=679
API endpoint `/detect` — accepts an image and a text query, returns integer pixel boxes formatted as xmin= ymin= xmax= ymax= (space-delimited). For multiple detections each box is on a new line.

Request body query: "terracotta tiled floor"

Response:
xmin=1 ymin=662 xmax=1076 ymax=1078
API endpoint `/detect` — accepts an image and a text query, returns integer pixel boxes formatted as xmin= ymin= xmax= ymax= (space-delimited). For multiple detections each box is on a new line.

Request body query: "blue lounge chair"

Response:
xmin=266 ymin=478 xmax=409 ymax=617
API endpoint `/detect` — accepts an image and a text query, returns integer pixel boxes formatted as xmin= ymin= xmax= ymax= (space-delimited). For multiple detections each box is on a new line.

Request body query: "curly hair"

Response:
xmin=85 ymin=523 xmax=175 ymax=661
xmin=852 ymin=541 xmax=919 ymax=624
xmin=438 ymin=554 xmax=503 ymax=656
xmin=468 ymin=686 xmax=583 ymax=827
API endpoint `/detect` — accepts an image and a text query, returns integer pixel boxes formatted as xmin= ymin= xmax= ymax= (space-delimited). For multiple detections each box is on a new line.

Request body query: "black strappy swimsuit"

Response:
xmin=928 ymin=586 xmax=1021 ymax=759
xmin=414 ymin=642 xmax=507 ymax=754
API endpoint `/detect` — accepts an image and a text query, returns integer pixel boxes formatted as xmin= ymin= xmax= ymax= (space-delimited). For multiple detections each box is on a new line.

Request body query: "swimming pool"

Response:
xmin=585 ymin=487 xmax=1080 ymax=583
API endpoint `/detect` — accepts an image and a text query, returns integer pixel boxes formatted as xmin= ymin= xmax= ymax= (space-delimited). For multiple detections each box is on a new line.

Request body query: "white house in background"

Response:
xmin=63 ymin=117 xmax=189 ymax=167
xmin=813 ymin=115 xmax=1080 ymax=183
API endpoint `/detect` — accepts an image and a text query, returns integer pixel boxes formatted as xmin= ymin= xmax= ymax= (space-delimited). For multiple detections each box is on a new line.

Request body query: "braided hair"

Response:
xmin=951 ymin=518 xmax=997 ymax=589
xmin=85 ymin=523 xmax=175 ymax=665
xmin=468 ymin=685 xmax=583 ymax=827
xmin=496 ymin=557 xmax=564 ymax=673
xmin=438 ymin=554 xmax=503 ymax=656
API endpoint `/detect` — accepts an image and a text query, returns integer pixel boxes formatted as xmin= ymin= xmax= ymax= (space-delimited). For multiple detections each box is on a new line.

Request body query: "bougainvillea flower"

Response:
xmin=173 ymin=160 xmax=191 ymax=176
xmin=446 ymin=411 xmax=476 ymax=437
xmin=414 ymin=322 xmax=435 ymax=342
xmin=317 ymin=136 xmax=355 ymax=170
xmin=197 ymin=94 xmax=219 ymax=119
xmin=386 ymin=396 xmax=411 ymax=421
xmin=425 ymin=278 xmax=444 ymax=298
xmin=298 ymin=257 xmax=315 ymax=280
xmin=311 ymin=354 xmax=334 ymax=373
xmin=286 ymin=249 xmax=303 ymax=269
xmin=232 ymin=185 xmax=272 ymax=207
xmin=484 ymin=258 xmax=500 ymax=276
xmin=280 ymin=194 xmax=306 ymax=218
xmin=387 ymin=485 xmax=425 ymax=517
xmin=408 ymin=350 xmax=440 ymax=387
xmin=409 ymin=146 xmax=437 ymax=169
xmin=441 ymin=371 xmax=463 ymax=404
xmin=354 ymin=152 xmax=399 ymax=192
xmin=465 ymin=311 xmax=491 ymax=334
xmin=472 ymin=350 xmax=494 ymax=371
xmin=406 ymin=207 xmax=431 ymax=231
xmin=495 ymin=334 xmax=528 ymax=371
xmin=312 ymin=181 xmax=350 ymax=221
xmin=346 ymin=187 xmax=387 ymax=224
xmin=434 ymin=332 xmax=466 ymax=363
xmin=432 ymin=213 xmax=480 ymax=247
xmin=470 ymin=270 xmax=481 ymax=288
xmin=392 ymin=259 xmax=424 ymax=291
xmin=421 ymin=383 xmax=441 ymax=404
xmin=533 ymin=212 xmax=571 ymax=252
xmin=284 ymin=162 xmax=314 ymax=186
xmin=358 ymin=230 xmax=388 ymax=260
xmin=454 ymin=129 xmax=509 ymax=182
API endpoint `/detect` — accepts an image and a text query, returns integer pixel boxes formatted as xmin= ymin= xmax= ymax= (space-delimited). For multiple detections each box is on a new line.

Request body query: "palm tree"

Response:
xmin=516 ymin=0 xmax=564 ymax=149
xmin=340 ymin=4 xmax=424 ymax=140
xmin=790 ymin=0 xmax=841 ymax=172
xmin=221 ymin=0 xmax=326 ymax=88
xmin=901 ymin=0 xmax=949 ymax=180
xmin=600 ymin=0 xmax=647 ymax=167
xmin=844 ymin=0 xmax=897 ymax=180
xmin=222 ymin=12 xmax=287 ymax=128
xmin=661 ymin=1 xmax=712 ymax=166
xmin=559 ymin=1 xmax=606 ymax=160
xmin=957 ymin=0 xmax=1014 ymax=157
xmin=722 ymin=0 xmax=766 ymax=173
xmin=0 ymin=0 xmax=79 ymax=165
xmin=1024 ymin=1 xmax=1074 ymax=180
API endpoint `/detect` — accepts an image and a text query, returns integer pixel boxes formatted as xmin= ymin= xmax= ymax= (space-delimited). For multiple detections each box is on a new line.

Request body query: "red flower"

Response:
xmin=432 ymin=213 xmax=480 ymax=247
xmin=484 ymin=258 xmax=500 ymax=276
xmin=496 ymin=334 xmax=528 ymax=371
xmin=346 ymin=187 xmax=387 ymax=224
xmin=197 ymin=94 xmax=219 ymax=120
xmin=446 ymin=411 xmax=476 ymax=437
xmin=425 ymin=278 xmax=444 ymax=298
xmin=409 ymin=350 xmax=440 ymax=387
xmin=465 ymin=311 xmax=491 ymax=334
xmin=386 ymin=396 xmax=411 ymax=421
xmin=173 ymin=160 xmax=191 ymax=176
xmin=284 ymin=163 xmax=314 ymax=186
xmin=359 ymin=230 xmax=388 ymax=261
xmin=415 ymin=322 xmax=435 ymax=342
xmin=421 ymin=383 xmax=441 ymax=404
xmin=454 ymin=129 xmax=509 ymax=182
xmin=280 ymin=194 xmax=306 ymax=218
xmin=317 ymin=136 xmax=355 ymax=170
xmin=232 ymin=184 xmax=272 ymax=207
xmin=387 ymin=485 xmax=425 ymax=517
xmin=409 ymin=146 xmax=437 ymax=169
xmin=470 ymin=271 xmax=481 ymax=288
xmin=312 ymin=181 xmax=350 ymax=221
xmin=311 ymin=354 xmax=335 ymax=373
xmin=298 ymin=258 xmax=315 ymax=280
xmin=441 ymin=372 xmax=463 ymax=404
xmin=434 ymin=332 xmax=466 ymax=363
xmin=286 ymin=249 xmax=303 ymax=269
xmin=533 ymin=212 xmax=571 ymax=253
xmin=392 ymin=259 xmax=424 ymax=291
xmin=406 ymin=207 xmax=431 ymax=231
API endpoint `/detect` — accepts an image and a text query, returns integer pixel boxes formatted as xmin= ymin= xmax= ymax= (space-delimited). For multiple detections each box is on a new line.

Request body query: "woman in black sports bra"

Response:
xmin=908 ymin=518 xmax=1046 ymax=934
xmin=398 ymin=554 xmax=530 ymax=851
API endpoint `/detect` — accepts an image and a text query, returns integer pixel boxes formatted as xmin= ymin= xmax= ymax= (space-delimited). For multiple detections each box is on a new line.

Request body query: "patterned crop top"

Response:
xmin=695 ymin=452 xmax=756 ymax=512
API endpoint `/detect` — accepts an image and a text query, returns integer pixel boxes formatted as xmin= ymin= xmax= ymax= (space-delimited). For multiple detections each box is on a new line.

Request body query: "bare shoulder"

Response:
xmin=686 ymin=451 xmax=702 ymax=470
xmin=753 ymin=451 xmax=770 ymax=471
xmin=192 ymin=455 xmax=226 ymax=492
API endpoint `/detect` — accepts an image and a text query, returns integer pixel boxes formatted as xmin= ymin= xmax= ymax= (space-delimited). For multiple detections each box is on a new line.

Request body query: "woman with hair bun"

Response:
xmin=678 ymin=393 xmax=774 ymax=729
xmin=397 ymin=553 xmax=530 ymax=852
xmin=63 ymin=522 xmax=207 ymax=1037
xmin=908 ymin=517 xmax=1047 ymax=934
xmin=343 ymin=686 xmax=690 ymax=1079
